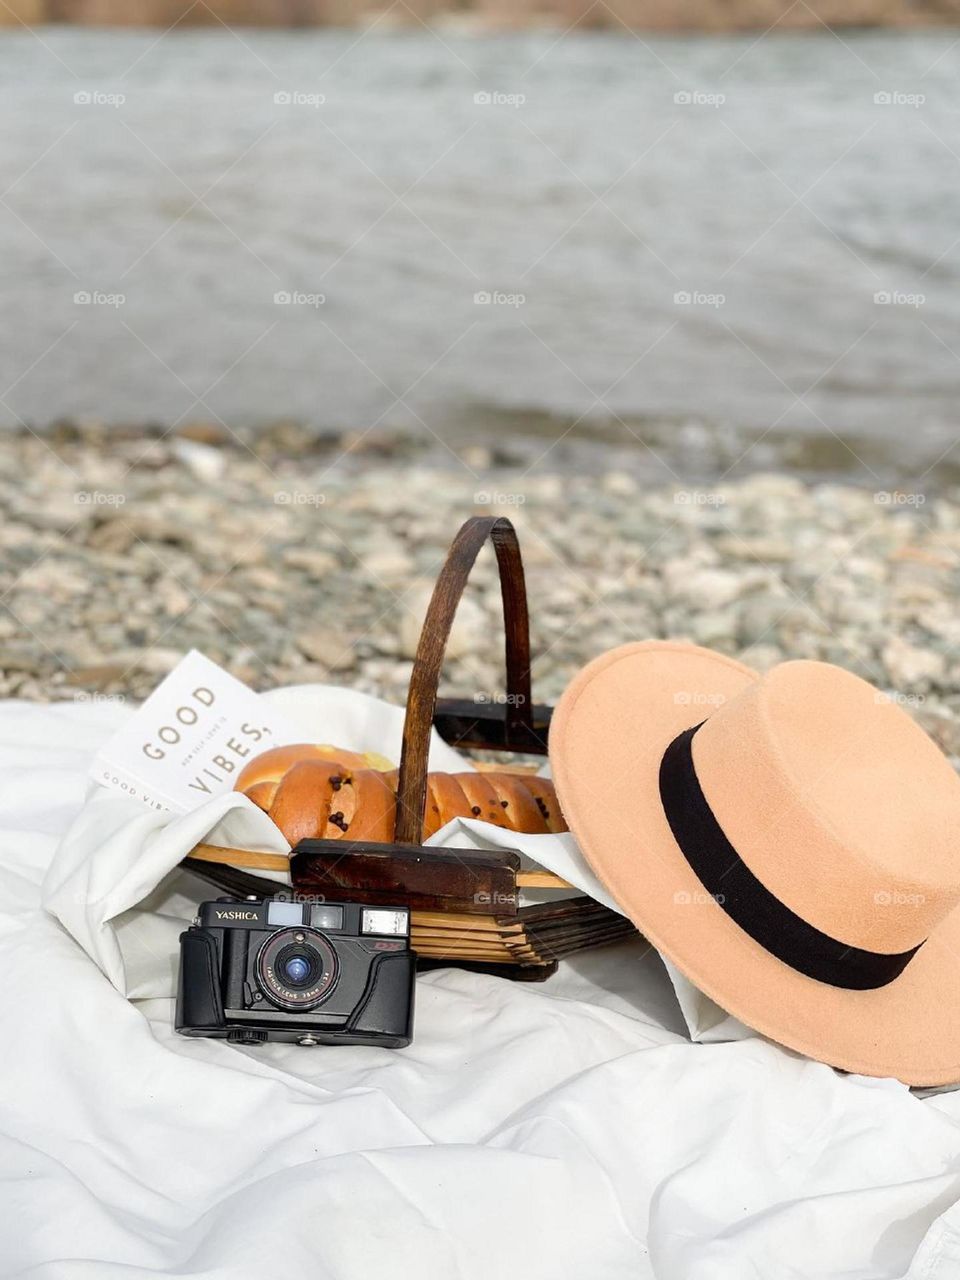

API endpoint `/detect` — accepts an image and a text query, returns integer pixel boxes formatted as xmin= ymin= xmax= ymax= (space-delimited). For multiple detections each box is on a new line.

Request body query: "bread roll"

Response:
xmin=234 ymin=743 xmax=394 ymax=811
xmin=235 ymin=744 xmax=567 ymax=844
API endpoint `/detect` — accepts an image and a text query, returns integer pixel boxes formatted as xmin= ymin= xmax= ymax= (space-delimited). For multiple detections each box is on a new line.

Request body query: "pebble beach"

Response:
xmin=3 ymin=424 xmax=960 ymax=760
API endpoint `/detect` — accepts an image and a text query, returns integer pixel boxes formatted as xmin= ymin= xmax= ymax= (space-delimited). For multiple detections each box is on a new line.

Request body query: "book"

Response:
xmin=89 ymin=650 xmax=300 ymax=814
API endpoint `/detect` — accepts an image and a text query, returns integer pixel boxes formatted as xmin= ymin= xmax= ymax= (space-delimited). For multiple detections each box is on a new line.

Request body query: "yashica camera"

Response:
xmin=175 ymin=895 xmax=415 ymax=1047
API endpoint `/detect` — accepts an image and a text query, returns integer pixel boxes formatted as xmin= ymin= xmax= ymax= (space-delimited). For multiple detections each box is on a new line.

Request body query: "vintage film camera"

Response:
xmin=176 ymin=895 xmax=415 ymax=1047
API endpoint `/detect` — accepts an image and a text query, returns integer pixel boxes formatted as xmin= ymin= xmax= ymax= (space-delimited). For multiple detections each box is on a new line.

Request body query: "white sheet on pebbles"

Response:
xmin=3 ymin=687 xmax=960 ymax=1278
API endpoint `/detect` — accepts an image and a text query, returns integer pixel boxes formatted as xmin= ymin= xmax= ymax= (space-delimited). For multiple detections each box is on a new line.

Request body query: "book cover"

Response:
xmin=89 ymin=650 xmax=301 ymax=814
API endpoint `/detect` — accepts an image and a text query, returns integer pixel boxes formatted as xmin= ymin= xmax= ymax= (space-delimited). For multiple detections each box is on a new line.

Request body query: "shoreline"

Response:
xmin=0 ymin=8 xmax=955 ymax=32
xmin=3 ymin=426 xmax=960 ymax=759
xmin=10 ymin=418 xmax=960 ymax=493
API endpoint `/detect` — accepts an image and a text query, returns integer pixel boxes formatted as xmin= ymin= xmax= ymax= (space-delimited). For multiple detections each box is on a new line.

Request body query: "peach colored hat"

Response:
xmin=548 ymin=641 xmax=960 ymax=1086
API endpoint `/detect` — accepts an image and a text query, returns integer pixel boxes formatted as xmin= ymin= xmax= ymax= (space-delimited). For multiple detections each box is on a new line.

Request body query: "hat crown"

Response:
xmin=693 ymin=660 xmax=960 ymax=953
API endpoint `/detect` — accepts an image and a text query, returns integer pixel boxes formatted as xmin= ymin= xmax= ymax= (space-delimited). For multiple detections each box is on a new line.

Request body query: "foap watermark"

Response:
xmin=874 ymin=90 xmax=925 ymax=108
xmin=71 ymin=691 xmax=126 ymax=706
xmin=273 ymin=889 xmax=328 ymax=905
xmin=274 ymin=290 xmax=325 ymax=308
xmin=874 ymin=290 xmax=925 ymax=308
xmin=74 ymin=290 xmax=125 ymax=308
xmin=474 ymin=890 xmax=518 ymax=907
xmin=474 ymin=90 xmax=526 ymax=107
xmin=874 ymin=490 xmax=925 ymax=506
xmin=874 ymin=889 xmax=926 ymax=907
xmin=673 ymin=691 xmax=727 ymax=709
xmin=74 ymin=89 xmax=125 ymax=108
xmin=473 ymin=691 xmax=527 ymax=707
xmin=274 ymin=490 xmax=326 ymax=506
xmin=674 ymin=489 xmax=726 ymax=506
xmin=475 ymin=489 xmax=526 ymax=505
xmin=875 ymin=689 xmax=926 ymax=709
xmin=274 ymin=90 xmax=325 ymax=107
xmin=674 ymin=290 xmax=725 ymax=308
xmin=674 ymin=89 xmax=725 ymax=108
xmin=474 ymin=290 xmax=525 ymax=308
xmin=674 ymin=889 xmax=726 ymax=906
xmin=74 ymin=490 xmax=125 ymax=507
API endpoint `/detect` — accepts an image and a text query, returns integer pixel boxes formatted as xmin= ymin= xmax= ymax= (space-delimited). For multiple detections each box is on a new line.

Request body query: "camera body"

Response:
xmin=176 ymin=895 xmax=415 ymax=1048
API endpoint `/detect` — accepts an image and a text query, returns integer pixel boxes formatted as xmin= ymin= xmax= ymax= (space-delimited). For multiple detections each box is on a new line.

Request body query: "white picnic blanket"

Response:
xmin=4 ymin=687 xmax=960 ymax=1279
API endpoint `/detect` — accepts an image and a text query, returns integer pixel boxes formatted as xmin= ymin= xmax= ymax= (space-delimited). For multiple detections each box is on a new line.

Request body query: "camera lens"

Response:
xmin=283 ymin=954 xmax=310 ymax=985
xmin=255 ymin=927 xmax=339 ymax=1012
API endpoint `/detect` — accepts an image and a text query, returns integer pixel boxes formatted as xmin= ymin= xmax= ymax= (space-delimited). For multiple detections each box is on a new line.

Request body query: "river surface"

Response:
xmin=2 ymin=26 xmax=959 ymax=480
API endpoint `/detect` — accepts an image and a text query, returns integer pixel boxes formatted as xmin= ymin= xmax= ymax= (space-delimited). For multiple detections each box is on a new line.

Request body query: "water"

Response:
xmin=2 ymin=25 xmax=959 ymax=480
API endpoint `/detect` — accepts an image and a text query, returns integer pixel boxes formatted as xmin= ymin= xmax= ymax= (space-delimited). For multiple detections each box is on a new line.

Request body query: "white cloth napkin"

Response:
xmin=41 ymin=682 xmax=744 ymax=1043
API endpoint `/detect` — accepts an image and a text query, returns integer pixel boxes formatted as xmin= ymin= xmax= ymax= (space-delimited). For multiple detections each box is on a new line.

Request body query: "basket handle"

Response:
xmin=394 ymin=516 xmax=534 ymax=844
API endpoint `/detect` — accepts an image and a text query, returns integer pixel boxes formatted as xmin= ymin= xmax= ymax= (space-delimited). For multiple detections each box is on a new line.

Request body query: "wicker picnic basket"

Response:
xmin=182 ymin=515 xmax=635 ymax=980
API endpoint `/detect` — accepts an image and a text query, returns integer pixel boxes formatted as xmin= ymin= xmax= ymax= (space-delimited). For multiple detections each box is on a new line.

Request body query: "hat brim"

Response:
xmin=549 ymin=641 xmax=960 ymax=1087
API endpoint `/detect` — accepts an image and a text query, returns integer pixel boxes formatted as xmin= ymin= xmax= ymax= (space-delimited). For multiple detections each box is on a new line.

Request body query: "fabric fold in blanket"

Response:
xmin=2 ymin=688 xmax=960 ymax=1278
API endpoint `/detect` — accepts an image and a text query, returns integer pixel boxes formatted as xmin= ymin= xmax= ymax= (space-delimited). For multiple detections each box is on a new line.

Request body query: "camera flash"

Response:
xmin=361 ymin=908 xmax=409 ymax=937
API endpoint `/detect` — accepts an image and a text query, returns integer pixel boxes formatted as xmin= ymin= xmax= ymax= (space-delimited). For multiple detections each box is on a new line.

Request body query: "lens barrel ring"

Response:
xmin=255 ymin=926 xmax=339 ymax=1012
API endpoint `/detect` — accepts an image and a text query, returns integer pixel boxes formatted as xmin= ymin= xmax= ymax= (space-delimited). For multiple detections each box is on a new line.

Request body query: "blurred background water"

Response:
xmin=2 ymin=26 xmax=958 ymax=479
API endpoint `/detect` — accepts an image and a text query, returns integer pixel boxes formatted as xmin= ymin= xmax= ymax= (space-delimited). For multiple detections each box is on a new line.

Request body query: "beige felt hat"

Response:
xmin=548 ymin=641 xmax=960 ymax=1086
